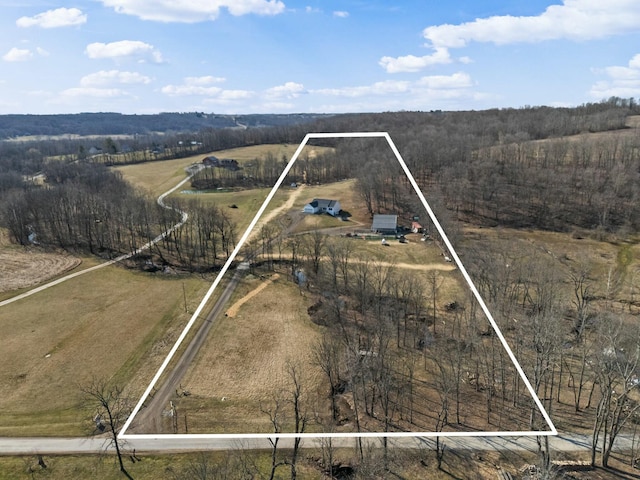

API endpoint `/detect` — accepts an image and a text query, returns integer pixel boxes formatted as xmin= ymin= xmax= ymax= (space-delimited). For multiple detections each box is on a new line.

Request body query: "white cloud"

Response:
xmin=590 ymin=53 xmax=640 ymax=98
xmin=16 ymin=7 xmax=87 ymax=28
xmin=184 ymin=76 xmax=226 ymax=86
xmin=305 ymin=6 xmax=320 ymax=14
xmin=161 ymin=77 xmax=253 ymax=100
xmin=379 ymin=47 xmax=451 ymax=73
xmin=265 ymin=81 xmax=306 ymax=99
xmin=161 ymin=84 xmax=222 ymax=96
xmin=416 ymin=72 xmax=473 ymax=89
xmin=36 ymin=47 xmax=50 ymax=57
xmin=59 ymin=87 xmax=130 ymax=98
xmin=384 ymin=1 xmax=640 ymax=74
xmin=80 ymin=70 xmax=152 ymax=87
xmin=218 ymin=90 xmax=254 ymax=100
xmin=314 ymin=80 xmax=412 ymax=98
xmin=423 ymin=0 xmax=640 ymax=49
xmin=333 ymin=11 xmax=349 ymax=18
xmin=98 ymin=0 xmax=285 ymax=23
xmin=314 ymin=73 xmax=475 ymax=99
xmin=3 ymin=48 xmax=33 ymax=62
xmin=85 ymin=40 xmax=164 ymax=63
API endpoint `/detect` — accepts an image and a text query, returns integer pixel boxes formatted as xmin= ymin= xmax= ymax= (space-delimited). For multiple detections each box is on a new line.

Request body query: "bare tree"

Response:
xmin=591 ymin=314 xmax=640 ymax=467
xmin=81 ymin=378 xmax=133 ymax=479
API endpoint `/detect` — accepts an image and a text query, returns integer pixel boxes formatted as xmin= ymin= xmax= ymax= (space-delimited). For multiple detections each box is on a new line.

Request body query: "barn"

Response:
xmin=371 ymin=214 xmax=398 ymax=235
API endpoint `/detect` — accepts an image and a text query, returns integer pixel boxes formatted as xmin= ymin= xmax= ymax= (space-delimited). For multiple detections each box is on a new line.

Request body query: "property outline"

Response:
xmin=120 ymin=132 xmax=558 ymax=440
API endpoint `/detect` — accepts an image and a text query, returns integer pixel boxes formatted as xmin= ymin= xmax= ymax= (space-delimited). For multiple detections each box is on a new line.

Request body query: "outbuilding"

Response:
xmin=371 ymin=214 xmax=398 ymax=235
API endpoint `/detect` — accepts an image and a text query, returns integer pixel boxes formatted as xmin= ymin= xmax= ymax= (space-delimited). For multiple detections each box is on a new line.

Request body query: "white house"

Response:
xmin=303 ymin=198 xmax=341 ymax=217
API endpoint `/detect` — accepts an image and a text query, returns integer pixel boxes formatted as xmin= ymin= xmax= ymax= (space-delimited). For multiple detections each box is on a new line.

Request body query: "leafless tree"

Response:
xmin=81 ymin=378 xmax=133 ymax=479
xmin=590 ymin=314 xmax=640 ymax=467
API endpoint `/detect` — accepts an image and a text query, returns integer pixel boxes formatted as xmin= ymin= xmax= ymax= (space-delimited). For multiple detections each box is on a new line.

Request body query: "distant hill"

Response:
xmin=0 ymin=112 xmax=332 ymax=140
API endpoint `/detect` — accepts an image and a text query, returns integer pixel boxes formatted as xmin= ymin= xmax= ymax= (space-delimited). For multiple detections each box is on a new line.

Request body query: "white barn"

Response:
xmin=303 ymin=198 xmax=341 ymax=217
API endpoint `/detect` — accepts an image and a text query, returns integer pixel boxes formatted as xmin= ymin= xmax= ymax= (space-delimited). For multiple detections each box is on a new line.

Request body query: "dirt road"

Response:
xmin=130 ymin=263 xmax=248 ymax=433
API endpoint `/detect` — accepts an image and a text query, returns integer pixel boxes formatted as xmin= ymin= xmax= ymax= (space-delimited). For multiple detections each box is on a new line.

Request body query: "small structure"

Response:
xmin=411 ymin=221 xmax=423 ymax=234
xmin=371 ymin=214 xmax=398 ymax=235
xmin=303 ymin=198 xmax=341 ymax=216
xmin=202 ymin=156 xmax=239 ymax=170
xmin=202 ymin=155 xmax=219 ymax=166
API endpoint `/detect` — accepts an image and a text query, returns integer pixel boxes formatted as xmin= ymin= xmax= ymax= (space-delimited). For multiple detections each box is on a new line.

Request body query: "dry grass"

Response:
xmin=0 ymin=249 xmax=81 ymax=293
xmin=0 ymin=265 xmax=210 ymax=436
xmin=175 ymin=274 xmax=324 ymax=433
xmin=177 ymin=187 xmax=291 ymax=235
xmin=115 ymin=155 xmax=202 ymax=196
xmin=115 ymin=144 xmax=332 ymax=198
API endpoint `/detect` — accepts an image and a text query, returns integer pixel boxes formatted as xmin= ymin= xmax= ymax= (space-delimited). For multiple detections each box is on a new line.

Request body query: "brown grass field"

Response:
xmin=115 ymin=144 xmax=332 ymax=197
xmin=0 ymin=264 xmax=210 ymax=436
xmin=175 ymin=274 xmax=324 ymax=433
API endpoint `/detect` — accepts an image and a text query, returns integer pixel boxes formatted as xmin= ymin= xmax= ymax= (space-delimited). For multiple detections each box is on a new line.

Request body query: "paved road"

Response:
xmin=0 ymin=432 xmax=632 ymax=456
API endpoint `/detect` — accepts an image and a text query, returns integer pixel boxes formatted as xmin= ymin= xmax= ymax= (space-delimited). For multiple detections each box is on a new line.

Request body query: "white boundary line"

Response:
xmin=120 ymin=132 xmax=557 ymax=440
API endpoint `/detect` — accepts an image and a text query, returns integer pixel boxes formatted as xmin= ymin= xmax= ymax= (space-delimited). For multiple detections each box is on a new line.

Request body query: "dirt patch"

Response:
xmin=226 ymin=273 xmax=280 ymax=317
xmin=0 ymin=249 xmax=82 ymax=293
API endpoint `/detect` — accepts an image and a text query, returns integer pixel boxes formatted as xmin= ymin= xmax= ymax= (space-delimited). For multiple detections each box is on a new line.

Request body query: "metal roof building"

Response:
xmin=371 ymin=214 xmax=398 ymax=234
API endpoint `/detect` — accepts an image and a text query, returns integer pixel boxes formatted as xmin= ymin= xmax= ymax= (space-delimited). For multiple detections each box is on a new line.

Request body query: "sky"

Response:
xmin=1 ymin=0 xmax=640 ymax=115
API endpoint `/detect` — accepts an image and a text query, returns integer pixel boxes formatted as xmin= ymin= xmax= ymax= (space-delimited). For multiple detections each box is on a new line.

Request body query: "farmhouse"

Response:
xmin=303 ymin=198 xmax=341 ymax=217
xmin=202 ymin=155 xmax=220 ymax=166
xmin=202 ymin=156 xmax=240 ymax=170
xmin=371 ymin=214 xmax=398 ymax=235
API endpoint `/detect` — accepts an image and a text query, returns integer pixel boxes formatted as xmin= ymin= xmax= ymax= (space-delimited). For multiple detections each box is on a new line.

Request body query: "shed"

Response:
xmin=371 ymin=214 xmax=398 ymax=234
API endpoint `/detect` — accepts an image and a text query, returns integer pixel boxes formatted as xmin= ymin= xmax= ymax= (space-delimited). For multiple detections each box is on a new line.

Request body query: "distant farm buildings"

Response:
xmin=303 ymin=198 xmax=342 ymax=217
xmin=202 ymin=155 xmax=239 ymax=171
xmin=371 ymin=214 xmax=398 ymax=235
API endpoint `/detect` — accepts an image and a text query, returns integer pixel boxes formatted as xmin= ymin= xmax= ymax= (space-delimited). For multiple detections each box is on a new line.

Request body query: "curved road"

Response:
xmin=0 ymin=166 xmax=199 ymax=309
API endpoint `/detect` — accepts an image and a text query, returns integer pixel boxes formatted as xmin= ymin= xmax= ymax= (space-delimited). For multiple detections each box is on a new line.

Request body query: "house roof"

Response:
xmin=372 ymin=214 xmax=398 ymax=231
xmin=308 ymin=198 xmax=338 ymax=209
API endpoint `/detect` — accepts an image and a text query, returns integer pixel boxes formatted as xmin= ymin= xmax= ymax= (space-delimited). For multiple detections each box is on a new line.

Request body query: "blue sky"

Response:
xmin=1 ymin=0 xmax=640 ymax=114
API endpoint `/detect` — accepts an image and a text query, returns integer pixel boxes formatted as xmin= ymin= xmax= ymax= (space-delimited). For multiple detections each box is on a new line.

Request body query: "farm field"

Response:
xmin=0 ymin=262 xmax=211 ymax=436
xmin=115 ymin=143 xmax=332 ymax=197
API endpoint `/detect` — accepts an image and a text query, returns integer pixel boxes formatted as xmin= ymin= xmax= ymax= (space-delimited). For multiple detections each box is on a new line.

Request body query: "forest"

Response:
xmin=2 ymin=97 xmax=640 ymax=477
xmin=2 ymin=95 xmax=631 ymax=271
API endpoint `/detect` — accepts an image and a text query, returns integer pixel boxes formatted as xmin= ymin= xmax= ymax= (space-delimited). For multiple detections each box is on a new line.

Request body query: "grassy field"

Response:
xmin=177 ymin=187 xmax=291 ymax=235
xmin=115 ymin=144 xmax=332 ymax=198
xmin=0 ymin=264 xmax=211 ymax=436
xmin=174 ymin=274 xmax=324 ymax=434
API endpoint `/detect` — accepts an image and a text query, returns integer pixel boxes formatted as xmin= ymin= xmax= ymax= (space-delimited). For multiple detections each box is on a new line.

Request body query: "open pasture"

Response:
xmin=0 ymin=265 xmax=210 ymax=436
xmin=115 ymin=144 xmax=332 ymax=198
xmin=175 ymin=274 xmax=324 ymax=433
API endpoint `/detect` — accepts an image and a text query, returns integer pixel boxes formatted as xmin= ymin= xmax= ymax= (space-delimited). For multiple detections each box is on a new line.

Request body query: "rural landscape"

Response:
xmin=3 ymin=101 xmax=640 ymax=479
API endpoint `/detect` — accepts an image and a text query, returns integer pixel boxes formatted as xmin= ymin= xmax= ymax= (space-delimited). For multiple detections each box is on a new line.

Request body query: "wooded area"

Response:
xmin=3 ymin=98 xmax=640 ymax=478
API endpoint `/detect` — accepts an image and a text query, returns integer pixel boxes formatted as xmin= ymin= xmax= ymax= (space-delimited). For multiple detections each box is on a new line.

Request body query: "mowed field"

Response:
xmin=0 ymin=263 xmax=211 ymax=435
xmin=114 ymin=143 xmax=331 ymax=197
xmin=0 ymin=143 xmax=333 ymax=436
